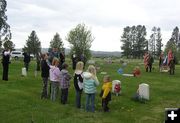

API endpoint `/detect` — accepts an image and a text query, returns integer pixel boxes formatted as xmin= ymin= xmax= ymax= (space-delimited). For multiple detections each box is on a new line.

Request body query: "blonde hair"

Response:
xmin=87 ymin=65 xmax=96 ymax=76
xmin=75 ymin=61 xmax=84 ymax=71
xmin=52 ymin=57 xmax=59 ymax=66
xmin=103 ymin=75 xmax=111 ymax=82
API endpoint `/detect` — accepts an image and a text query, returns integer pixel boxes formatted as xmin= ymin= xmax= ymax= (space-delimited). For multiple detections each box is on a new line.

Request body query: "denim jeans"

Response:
xmin=85 ymin=93 xmax=95 ymax=112
xmin=75 ymin=90 xmax=82 ymax=108
xmin=50 ymin=81 xmax=59 ymax=101
xmin=41 ymin=77 xmax=48 ymax=99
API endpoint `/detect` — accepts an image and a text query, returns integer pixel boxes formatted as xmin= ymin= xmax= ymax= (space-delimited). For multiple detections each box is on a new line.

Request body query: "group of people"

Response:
xmin=159 ymin=49 xmax=176 ymax=75
xmin=40 ymin=53 xmax=112 ymax=112
xmin=1 ymin=49 xmax=32 ymax=81
xmin=143 ymin=49 xmax=176 ymax=75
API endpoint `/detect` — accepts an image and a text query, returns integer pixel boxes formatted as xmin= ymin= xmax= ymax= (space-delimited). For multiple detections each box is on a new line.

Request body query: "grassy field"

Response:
xmin=0 ymin=58 xmax=180 ymax=123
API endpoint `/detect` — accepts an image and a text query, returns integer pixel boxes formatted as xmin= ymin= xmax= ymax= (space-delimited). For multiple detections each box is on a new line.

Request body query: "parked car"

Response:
xmin=30 ymin=54 xmax=35 ymax=58
xmin=11 ymin=51 xmax=24 ymax=59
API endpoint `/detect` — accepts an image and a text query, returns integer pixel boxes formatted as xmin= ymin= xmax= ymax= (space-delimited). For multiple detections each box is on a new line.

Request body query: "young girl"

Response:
xmin=40 ymin=53 xmax=50 ymax=99
xmin=83 ymin=65 xmax=99 ymax=112
xmin=74 ymin=61 xmax=84 ymax=108
xmin=59 ymin=63 xmax=72 ymax=104
xmin=49 ymin=58 xmax=61 ymax=101
xmin=100 ymin=75 xmax=112 ymax=112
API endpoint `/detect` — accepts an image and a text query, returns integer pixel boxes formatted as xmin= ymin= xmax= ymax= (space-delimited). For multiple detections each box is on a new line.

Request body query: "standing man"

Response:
xmin=2 ymin=49 xmax=11 ymax=81
xmin=23 ymin=52 xmax=31 ymax=71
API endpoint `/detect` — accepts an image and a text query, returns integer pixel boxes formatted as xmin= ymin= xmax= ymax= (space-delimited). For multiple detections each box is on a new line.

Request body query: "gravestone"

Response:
xmin=139 ymin=83 xmax=149 ymax=100
xmin=22 ymin=67 xmax=27 ymax=76
xmin=112 ymin=80 xmax=121 ymax=96
xmin=87 ymin=60 xmax=95 ymax=64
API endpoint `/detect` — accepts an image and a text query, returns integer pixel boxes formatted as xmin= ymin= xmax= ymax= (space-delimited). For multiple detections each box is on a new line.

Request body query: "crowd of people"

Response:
xmin=39 ymin=51 xmax=111 ymax=112
xmin=1 ymin=48 xmax=177 ymax=112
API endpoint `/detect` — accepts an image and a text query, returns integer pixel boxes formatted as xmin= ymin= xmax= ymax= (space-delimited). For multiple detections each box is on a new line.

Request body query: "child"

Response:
xmin=133 ymin=66 xmax=141 ymax=77
xmin=74 ymin=61 xmax=84 ymax=108
xmin=40 ymin=53 xmax=50 ymax=99
xmin=100 ymin=75 xmax=112 ymax=112
xmin=49 ymin=58 xmax=61 ymax=101
xmin=59 ymin=63 xmax=72 ymax=104
xmin=83 ymin=65 xmax=99 ymax=112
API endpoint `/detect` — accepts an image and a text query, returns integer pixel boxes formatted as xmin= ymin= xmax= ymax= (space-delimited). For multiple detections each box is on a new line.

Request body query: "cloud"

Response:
xmin=6 ymin=0 xmax=180 ymax=51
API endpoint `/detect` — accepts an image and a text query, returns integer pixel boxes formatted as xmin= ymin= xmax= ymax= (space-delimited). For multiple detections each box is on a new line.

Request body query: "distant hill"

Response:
xmin=15 ymin=48 xmax=121 ymax=57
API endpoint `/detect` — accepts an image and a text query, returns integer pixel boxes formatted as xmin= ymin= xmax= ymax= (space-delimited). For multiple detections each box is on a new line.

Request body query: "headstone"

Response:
xmin=122 ymin=62 xmax=127 ymax=67
xmin=112 ymin=80 xmax=121 ymax=96
xmin=22 ymin=67 xmax=27 ymax=76
xmin=87 ymin=60 xmax=95 ymax=64
xmin=34 ymin=70 xmax=37 ymax=77
xmin=139 ymin=83 xmax=149 ymax=100
xmin=122 ymin=74 xmax=134 ymax=77
xmin=100 ymin=72 xmax=107 ymax=75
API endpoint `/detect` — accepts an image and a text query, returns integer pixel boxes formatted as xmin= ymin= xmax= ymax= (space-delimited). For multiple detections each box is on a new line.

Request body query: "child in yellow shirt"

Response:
xmin=100 ymin=75 xmax=112 ymax=112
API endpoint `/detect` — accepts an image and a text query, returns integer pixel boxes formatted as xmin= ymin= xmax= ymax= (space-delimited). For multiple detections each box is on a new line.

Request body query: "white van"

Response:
xmin=11 ymin=51 xmax=24 ymax=59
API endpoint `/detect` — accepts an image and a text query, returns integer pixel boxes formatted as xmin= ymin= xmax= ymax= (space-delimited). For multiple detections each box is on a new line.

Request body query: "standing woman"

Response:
xmin=2 ymin=49 xmax=11 ymax=81
xmin=74 ymin=61 xmax=84 ymax=108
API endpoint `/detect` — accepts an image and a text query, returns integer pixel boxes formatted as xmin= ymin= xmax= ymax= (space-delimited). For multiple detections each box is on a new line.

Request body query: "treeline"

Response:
xmin=120 ymin=25 xmax=180 ymax=60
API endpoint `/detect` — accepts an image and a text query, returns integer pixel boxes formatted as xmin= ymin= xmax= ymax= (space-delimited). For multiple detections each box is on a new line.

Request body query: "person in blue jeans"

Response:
xmin=74 ymin=61 xmax=84 ymax=108
xmin=83 ymin=65 xmax=99 ymax=112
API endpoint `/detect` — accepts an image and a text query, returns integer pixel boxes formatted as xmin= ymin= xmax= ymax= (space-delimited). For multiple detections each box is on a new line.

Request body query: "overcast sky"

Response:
xmin=6 ymin=0 xmax=180 ymax=51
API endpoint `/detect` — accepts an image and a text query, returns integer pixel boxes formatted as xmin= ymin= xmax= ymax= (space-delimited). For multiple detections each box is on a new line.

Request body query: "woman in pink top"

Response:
xmin=49 ymin=58 xmax=61 ymax=101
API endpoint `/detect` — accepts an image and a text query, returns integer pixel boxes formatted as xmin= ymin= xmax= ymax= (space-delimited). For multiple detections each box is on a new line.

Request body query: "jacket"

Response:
xmin=59 ymin=69 xmax=72 ymax=89
xmin=49 ymin=66 xmax=60 ymax=82
xmin=83 ymin=72 xmax=99 ymax=94
xmin=101 ymin=82 xmax=112 ymax=99
xmin=74 ymin=70 xmax=83 ymax=91
xmin=41 ymin=60 xmax=50 ymax=78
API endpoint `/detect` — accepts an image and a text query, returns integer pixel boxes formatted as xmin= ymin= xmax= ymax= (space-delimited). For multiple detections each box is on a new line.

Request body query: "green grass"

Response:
xmin=0 ymin=58 xmax=180 ymax=123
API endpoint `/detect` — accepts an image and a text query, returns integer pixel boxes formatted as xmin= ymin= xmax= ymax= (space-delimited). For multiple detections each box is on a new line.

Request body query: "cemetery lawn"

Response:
xmin=0 ymin=58 xmax=180 ymax=123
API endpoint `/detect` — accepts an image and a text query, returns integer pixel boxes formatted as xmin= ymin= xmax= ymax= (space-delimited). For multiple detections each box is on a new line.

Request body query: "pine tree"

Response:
xmin=23 ymin=30 xmax=41 ymax=56
xmin=50 ymin=33 xmax=64 ymax=52
xmin=23 ymin=30 xmax=41 ymax=71
xmin=120 ymin=26 xmax=132 ymax=58
xmin=156 ymin=27 xmax=163 ymax=57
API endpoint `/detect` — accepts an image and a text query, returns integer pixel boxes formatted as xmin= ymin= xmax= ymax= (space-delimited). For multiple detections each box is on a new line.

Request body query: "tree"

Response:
xmin=156 ymin=27 xmax=163 ymax=57
xmin=149 ymin=27 xmax=157 ymax=57
xmin=50 ymin=33 xmax=64 ymax=52
xmin=66 ymin=23 xmax=94 ymax=61
xmin=164 ymin=38 xmax=177 ymax=55
xmin=166 ymin=26 xmax=180 ymax=63
xmin=23 ymin=30 xmax=41 ymax=56
xmin=23 ymin=30 xmax=41 ymax=71
xmin=120 ymin=26 xmax=132 ymax=58
xmin=134 ymin=25 xmax=147 ymax=58
xmin=0 ymin=0 xmax=11 ymax=50
xmin=3 ymin=37 xmax=15 ymax=50
xmin=120 ymin=25 xmax=147 ymax=58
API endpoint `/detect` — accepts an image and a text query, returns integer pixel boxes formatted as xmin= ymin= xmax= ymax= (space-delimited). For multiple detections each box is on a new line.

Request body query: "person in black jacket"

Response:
xmin=2 ymin=49 xmax=11 ymax=81
xmin=23 ymin=52 xmax=31 ymax=71
xmin=41 ymin=53 xmax=50 ymax=99
xmin=74 ymin=61 xmax=84 ymax=108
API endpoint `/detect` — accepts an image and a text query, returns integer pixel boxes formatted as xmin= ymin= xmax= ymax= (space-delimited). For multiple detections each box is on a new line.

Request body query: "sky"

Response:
xmin=6 ymin=0 xmax=180 ymax=51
